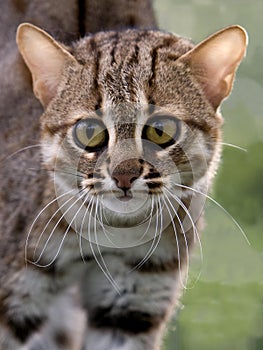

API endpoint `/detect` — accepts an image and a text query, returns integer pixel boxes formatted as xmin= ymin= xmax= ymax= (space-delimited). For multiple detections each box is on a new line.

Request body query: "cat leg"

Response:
xmin=0 ymin=266 xmax=61 ymax=349
xmin=80 ymin=255 xmax=182 ymax=350
xmin=0 ymin=323 xmax=22 ymax=350
xmin=21 ymin=288 xmax=86 ymax=350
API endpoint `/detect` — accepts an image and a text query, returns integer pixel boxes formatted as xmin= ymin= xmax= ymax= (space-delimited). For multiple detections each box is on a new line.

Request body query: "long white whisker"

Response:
xmin=78 ymin=190 xmax=92 ymax=263
xmin=91 ymin=198 xmax=121 ymax=294
xmin=131 ymin=197 xmax=159 ymax=271
xmin=165 ymin=188 xmax=207 ymax=289
xmin=95 ymin=199 xmax=121 ymax=293
xmin=221 ymin=142 xmax=247 ymax=153
xmin=79 ymin=194 xmax=95 ymax=261
xmin=163 ymin=189 xmax=201 ymax=288
xmin=38 ymin=191 xmax=91 ymax=267
xmin=162 ymin=195 xmax=187 ymax=289
xmin=25 ymin=189 xmax=75 ymax=263
xmin=95 ymin=196 xmax=120 ymax=248
xmin=33 ymin=191 xmax=87 ymax=265
xmin=32 ymin=191 xmax=83 ymax=261
xmin=163 ymin=186 xmax=204 ymax=270
xmin=131 ymin=195 xmax=162 ymax=271
xmin=99 ymin=194 xmax=112 ymax=228
xmin=3 ymin=144 xmax=42 ymax=162
xmin=173 ymin=182 xmax=250 ymax=246
xmin=163 ymin=190 xmax=190 ymax=276
xmin=51 ymin=168 xmax=85 ymax=179
xmin=65 ymin=189 xmax=92 ymax=260
xmin=137 ymin=196 xmax=155 ymax=243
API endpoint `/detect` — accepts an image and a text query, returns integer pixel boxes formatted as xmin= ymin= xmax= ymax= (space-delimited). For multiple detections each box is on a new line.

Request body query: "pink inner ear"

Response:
xmin=33 ymin=76 xmax=58 ymax=107
xmin=17 ymin=23 xmax=76 ymax=107
xmin=195 ymin=61 xmax=235 ymax=109
xmin=32 ymin=60 xmax=64 ymax=106
xmin=29 ymin=53 xmax=67 ymax=107
xmin=179 ymin=26 xmax=248 ymax=109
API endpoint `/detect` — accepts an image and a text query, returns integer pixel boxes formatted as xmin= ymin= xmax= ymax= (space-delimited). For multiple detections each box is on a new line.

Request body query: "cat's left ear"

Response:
xmin=16 ymin=23 xmax=77 ymax=107
xmin=178 ymin=25 xmax=248 ymax=110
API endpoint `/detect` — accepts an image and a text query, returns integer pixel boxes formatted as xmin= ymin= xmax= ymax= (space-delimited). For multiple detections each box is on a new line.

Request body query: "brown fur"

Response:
xmin=0 ymin=1 xmax=247 ymax=349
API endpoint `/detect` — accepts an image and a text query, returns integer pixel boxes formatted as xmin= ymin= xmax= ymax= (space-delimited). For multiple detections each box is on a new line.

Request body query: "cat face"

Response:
xmin=17 ymin=24 xmax=247 ymax=247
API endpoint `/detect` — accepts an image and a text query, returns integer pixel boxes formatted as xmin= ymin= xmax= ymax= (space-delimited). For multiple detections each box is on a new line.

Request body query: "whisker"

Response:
xmin=96 ymin=201 xmax=119 ymax=248
xmin=162 ymin=194 xmax=187 ymax=289
xmin=137 ymin=196 xmax=156 ymax=243
xmin=53 ymin=169 xmax=85 ymax=179
xmin=133 ymin=197 xmax=160 ymax=270
xmin=131 ymin=195 xmax=162 ymax=271
xmin=163 ymin=186 xmax=203 ymax=251
xmin=172 ymin=182 xmax=250 ymax=246
xmin=162 ymin=188 xmax=204 ymax=288
xmin=163 ymin=190 xmax=190 ymax=285
xmin=2 ymin=144 xmax=42 ymax=162
xmin=31 ymin=191 xmax=82 ymax=261
xmin=98 ymin=194 xmax=112 ymax=228
xmin=51 ymin=164 xmax=89 ymax=179
xmin=39 ymin=191 xmax=91 ymax=267
xmin=33 ymin=191 xmax=87 ymax=265
xmin=94 ymin=198 xmax=121 ymax=293
xmin=89 ymin=198 xmax=121 ymax=294
xmin=221 ymin=142 xmax=247 ymax=153
xmin=25 ymin=189 xmax=76 ymax=263
xmin=79 ymin=193 xmax=94 ymax=262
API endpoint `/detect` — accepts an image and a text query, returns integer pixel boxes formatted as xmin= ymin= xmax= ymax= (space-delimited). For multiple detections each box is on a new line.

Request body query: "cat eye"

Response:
xmin=143 ymin=116 xmax=180 ymax=148
xmin=73 ymin=119 xmax=108 ymax=150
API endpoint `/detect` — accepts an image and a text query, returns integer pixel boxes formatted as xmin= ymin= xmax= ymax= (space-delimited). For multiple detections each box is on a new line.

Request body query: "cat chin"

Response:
xmin=100 ymin=202 xmax=154 ymax=228
xmin=98 ymin=191 xmax=153 ymax=228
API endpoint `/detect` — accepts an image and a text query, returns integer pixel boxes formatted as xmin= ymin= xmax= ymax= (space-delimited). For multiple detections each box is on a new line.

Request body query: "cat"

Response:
xmin=0 ymin=0 xmax=247 ymax=349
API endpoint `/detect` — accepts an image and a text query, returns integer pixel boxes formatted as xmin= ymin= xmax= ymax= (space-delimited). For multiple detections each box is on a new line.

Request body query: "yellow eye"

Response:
xmin=73 ymin=119 xmax=108 ymax=150
xmin=144 ymin=116 xmax=180 ymax=147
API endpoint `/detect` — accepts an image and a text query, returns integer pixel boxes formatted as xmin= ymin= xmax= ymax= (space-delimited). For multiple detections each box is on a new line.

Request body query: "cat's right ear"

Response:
xmin=16 ymin=23 xmax=77 ymax=107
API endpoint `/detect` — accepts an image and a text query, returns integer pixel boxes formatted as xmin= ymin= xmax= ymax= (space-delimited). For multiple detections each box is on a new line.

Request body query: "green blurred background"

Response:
xmin=154 ymin=0 xmax=263 ymax=349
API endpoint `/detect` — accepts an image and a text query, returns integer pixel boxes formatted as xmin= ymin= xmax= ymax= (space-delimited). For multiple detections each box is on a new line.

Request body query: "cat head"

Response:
xmin=16 ymin=24 xmax=247 ymax=246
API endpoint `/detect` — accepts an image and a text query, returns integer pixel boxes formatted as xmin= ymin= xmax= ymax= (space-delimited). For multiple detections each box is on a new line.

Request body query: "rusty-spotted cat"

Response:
xmin=0 ymin=1 xmax=247 ymax=349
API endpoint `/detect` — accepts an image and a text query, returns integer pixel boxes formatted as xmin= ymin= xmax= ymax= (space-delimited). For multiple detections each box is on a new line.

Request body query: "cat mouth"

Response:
xmin=98 ymin=192 xmax=153 ymax=228
xmin=116 ymin=194 xmax=133 ymax=202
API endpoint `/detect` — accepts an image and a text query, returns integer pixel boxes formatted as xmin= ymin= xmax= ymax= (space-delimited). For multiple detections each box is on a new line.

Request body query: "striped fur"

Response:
xmin=0 ymin=1 xmax=247 ymax=349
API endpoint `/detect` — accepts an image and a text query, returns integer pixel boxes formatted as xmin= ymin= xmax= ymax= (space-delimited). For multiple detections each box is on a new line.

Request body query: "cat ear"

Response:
xmin=179 ymin=25 xmax=248 ymax=109
xmin=16 ymin=23 xmax=76 ymax=107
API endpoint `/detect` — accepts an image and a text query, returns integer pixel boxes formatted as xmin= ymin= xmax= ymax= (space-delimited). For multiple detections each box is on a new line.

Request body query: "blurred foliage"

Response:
xmin=154 ymin=0 xmax=263 ymax=349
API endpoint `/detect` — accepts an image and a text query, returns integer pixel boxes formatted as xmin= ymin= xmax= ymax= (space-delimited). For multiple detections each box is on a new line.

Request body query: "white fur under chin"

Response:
xmin=100 ymin=195 xmax=153 ymax=228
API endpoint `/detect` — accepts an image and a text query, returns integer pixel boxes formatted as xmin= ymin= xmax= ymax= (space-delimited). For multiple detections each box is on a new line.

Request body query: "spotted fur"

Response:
xmin=0 ymin=1 xmax=247 ymax=349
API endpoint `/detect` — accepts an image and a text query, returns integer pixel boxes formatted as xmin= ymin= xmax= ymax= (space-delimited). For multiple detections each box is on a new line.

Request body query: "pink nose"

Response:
xmin=112 ymin=159 xmax=142 ymax=192
xmin=113 ymin=173 xmax=138 ymax=190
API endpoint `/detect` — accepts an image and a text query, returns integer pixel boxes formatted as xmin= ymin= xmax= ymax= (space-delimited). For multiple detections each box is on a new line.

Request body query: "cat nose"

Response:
xmin=113 ymin=173 xmax=138 ymax=191
xmin=112 ymin=160 xmax=142 ymax=192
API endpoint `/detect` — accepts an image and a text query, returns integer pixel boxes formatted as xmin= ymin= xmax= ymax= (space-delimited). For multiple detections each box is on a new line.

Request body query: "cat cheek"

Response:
xmin=41 ymin=135 xmax=62 ymax=167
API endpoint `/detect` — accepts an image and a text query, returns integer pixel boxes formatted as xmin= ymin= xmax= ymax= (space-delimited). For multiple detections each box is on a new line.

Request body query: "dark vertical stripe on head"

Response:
xmin=148 ymin=47 xmax=158 ymax=88
xmin=126 ymin=42 xmax=140 ymax=101
xmin=90 ymin=38 xmax=102 ymax=111
xmin=110 ymin=33 xmax=120 ymax=65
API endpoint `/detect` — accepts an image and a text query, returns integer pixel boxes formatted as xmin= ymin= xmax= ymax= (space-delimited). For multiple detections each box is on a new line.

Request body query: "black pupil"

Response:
xmin=154 ymin=121 xmax=163 ymax=137
xmin=86 ymin=123 xmax=95 ymax=139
